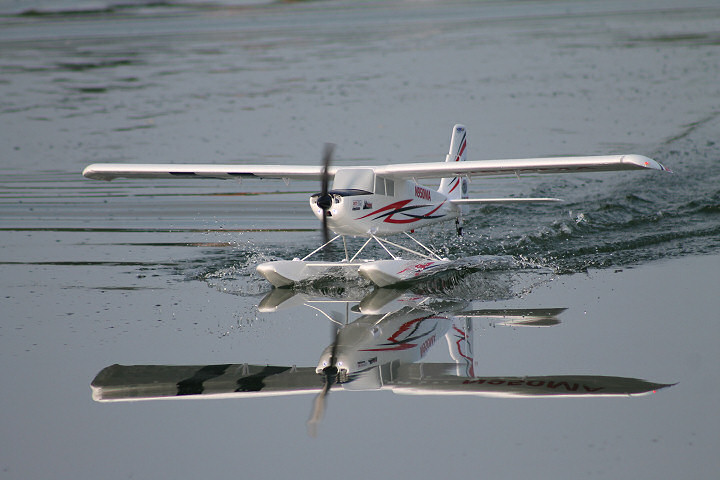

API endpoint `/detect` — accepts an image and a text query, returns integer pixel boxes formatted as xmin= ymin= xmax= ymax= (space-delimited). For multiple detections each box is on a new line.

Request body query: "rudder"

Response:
xmin=438 ymin=124 xmax=467 ymax=200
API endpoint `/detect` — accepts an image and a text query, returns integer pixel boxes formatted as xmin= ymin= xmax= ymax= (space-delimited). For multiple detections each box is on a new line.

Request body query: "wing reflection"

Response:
xmin=92 ymin=288 xmax=672 ymax=404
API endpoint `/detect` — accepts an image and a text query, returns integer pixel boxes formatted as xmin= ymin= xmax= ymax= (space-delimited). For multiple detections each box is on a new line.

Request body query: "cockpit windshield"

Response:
xmin=332 ymin=168 xmax=375 ymax=192
xmin=332 ymin=168 xmax=395 ymax=196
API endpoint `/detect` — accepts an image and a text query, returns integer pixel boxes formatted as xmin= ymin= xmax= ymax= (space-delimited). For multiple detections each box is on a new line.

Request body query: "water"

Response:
xmin=1 ymin=1 xmax=720 ymax=478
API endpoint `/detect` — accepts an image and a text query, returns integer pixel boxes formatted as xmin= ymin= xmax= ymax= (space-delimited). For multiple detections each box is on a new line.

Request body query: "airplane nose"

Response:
xmin=316 ymin=194 xmax=332 ymax=211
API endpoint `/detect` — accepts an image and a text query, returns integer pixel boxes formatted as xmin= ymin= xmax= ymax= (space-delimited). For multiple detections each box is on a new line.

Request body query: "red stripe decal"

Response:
xmin=455 ymin=139 xmax=466 ymax=162
xmin=359 ymin=344 xmax=416 ymax=352
xmin=383 ymin=201 xmax=446 ymax=224
xmin=356 ymin=199 xmax=412 ymax=220
xmin=357 ymin=200 xmax=446 ymax=224
xmin=388 ymin=318 xmax=425 ymax=342
xmin=423 ymin=200 xmax=446 ymax=217
xmin=452 ymin=326 xmax=474 ymax=377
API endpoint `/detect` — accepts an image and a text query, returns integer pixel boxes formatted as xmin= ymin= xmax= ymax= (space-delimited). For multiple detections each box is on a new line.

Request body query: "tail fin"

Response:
xmin=445 ymin=317 xmax=475 ymax=377
xmin=438 ymin=124 xmax=468 ymax=201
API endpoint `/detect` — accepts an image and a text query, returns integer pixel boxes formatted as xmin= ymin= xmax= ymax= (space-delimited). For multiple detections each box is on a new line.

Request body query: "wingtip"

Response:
xmin=625 ymin=155 xmax=673 ymax=173
xmin=82 ymin=164 xmax=101 ymax=180
xmin=82 ymin=164 xmax=113 ymax=181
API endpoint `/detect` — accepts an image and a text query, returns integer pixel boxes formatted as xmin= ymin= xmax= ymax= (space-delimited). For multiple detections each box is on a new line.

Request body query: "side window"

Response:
xmin=385 ymin=179 xmax=394 ymax=196
xmin=375 ymin=176 xmax=385 ymax=195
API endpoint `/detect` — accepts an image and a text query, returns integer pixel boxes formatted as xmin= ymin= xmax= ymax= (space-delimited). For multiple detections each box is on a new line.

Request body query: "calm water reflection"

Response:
xmin=92 ymin=287 xmax=672 ymax=435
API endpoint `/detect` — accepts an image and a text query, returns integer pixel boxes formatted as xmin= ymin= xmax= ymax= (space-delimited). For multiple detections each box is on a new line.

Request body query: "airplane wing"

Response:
xmin=82 ymin=154 xmax=669 ymax=182
xmin=389 ymin=374 xmax=672 ymax=397
xmin=384 ymin=363 xmax=673 ymax=398
xmin=91 ymin=363 xmax=323 ymax=402
xmin=82 ymin=163 xmax=329 ymax=181
xmin=92 ymin=362 xmax=673 ymax=402
xmin=376 ymin=154 xmax=671 ymax=179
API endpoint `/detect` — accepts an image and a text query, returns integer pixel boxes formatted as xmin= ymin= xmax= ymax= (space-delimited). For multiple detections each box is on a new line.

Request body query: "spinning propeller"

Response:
xmin=316 ymin=143 xmax=335 ymax=244
xmin=307 ymin=310 xmax=344 ymax=437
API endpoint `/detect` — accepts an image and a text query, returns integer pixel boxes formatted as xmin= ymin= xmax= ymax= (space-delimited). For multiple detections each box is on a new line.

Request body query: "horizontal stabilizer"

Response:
xmin=456 ymin=307 xmax=565 ymax=326
xmin=457 ymin=307 xmax=567 ymax=318
xmin=451 ymin=197 xmax=561 ymax=204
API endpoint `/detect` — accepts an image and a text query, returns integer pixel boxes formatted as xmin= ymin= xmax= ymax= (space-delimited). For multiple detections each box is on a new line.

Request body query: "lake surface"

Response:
xmin=1 ymin=0 xmax=719 ymax=478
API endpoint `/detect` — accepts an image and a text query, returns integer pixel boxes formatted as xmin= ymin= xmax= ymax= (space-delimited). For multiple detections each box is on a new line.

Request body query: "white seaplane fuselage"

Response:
xmin=316 ymin=307 xmax=455 ymax=381
xmin=310 ymin=169 xmax=467 ymax=236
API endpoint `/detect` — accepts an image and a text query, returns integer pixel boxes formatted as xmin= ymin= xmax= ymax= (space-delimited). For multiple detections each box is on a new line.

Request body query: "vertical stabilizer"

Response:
xmin=439 ymin=125 xmax=469 ymax=234
xmin=438 ymin=124 xmax=468 ymax=200
xmin=445 ymin=317 xmax=475 ymax=377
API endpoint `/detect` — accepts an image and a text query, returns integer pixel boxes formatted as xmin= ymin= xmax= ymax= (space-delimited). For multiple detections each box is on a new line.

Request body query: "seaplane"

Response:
xmin=82 ymin=124 xmax=671 ymax=287
xmin=91 ymin=288 xmax=674 ymax=436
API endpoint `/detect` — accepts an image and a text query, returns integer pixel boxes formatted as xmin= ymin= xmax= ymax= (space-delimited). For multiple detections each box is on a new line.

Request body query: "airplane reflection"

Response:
xmin=92 ymin=288 xmax=672 ymax=408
